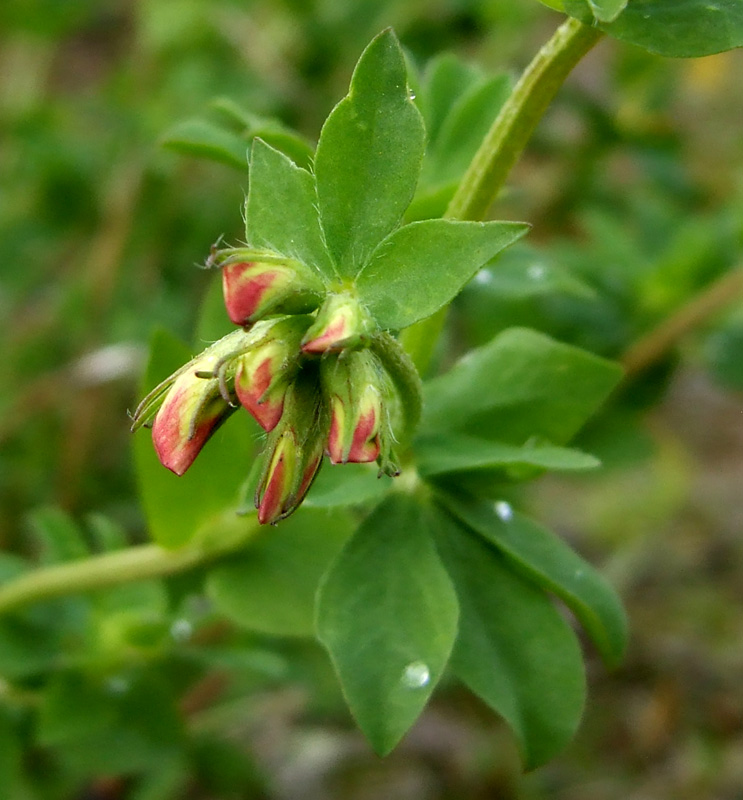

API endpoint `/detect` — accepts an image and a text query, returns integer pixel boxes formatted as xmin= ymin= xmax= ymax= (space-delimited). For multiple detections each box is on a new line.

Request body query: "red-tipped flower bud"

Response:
xmin=321 ymin=350 xmax=393 ymax=465
xmin=301 ymin=292 xmax=373 ymax=353
xmin=255 ymin=370 xmax=328 ymax=524
xmin=233 ymin=316 xmax=312 ymax=431
xmin=214 ymin=248 xmax=324 ymax=326
xmin=131 ymin=331 xmax=252 ymax=476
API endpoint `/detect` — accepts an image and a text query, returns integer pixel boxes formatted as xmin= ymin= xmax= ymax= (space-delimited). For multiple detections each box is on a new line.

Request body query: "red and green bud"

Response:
xmin=233 ymin=316 xmax=312 ymax=431
xmin=321 ymin=350 xmax=393 ymax=465
xmin=131 ymin=331 xmax=251 ymax=476
xmin=301 ymin=292 xmax=373 ymax=353
xmin=255 ymin=370 xmax=328 ymax=524
xmin=210 ymin=246 xmax=324 ymax=326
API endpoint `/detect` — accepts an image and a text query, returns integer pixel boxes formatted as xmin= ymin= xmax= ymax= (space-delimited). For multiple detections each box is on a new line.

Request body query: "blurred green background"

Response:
xmin=2 ymin=0 xmax=743 ymax=797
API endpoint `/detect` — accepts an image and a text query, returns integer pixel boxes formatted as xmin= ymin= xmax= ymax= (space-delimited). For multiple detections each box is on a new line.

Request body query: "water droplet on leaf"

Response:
xmin=106 ymin=677 xmax=129 ymax=695
xmin=494 ymin=500 xmax=513 ymax=522
xmin=527 ymin=263 xmax=546 ymax=280
xmin=170 ymin=618 xmax=193 ymax=642
xmin=402 ymin=661 xmax=430 ymax=688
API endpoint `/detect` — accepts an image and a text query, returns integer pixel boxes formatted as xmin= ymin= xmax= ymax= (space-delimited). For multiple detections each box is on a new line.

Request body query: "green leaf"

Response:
xmin=37 ymin=672 xmax=117 ymax=746
xmin=441 ymin=495 xmax=628 ymax=667
xmin=207 ymin=508 xmax=354 ymax=637
xmin=357 ymin=220 xmax=529 ymax=331
xmin=85 ymin=513 xmax=128 ymax=552
xmin=426 ymin=74 xmax=512 ymax=187
xmin=27 ymin=507 xmax=89 ymax=564
xmin=432 ymin=508 xmax=586 ymax=769
xmin=48 ymin=673 xmax=185 ymax=776
xmin=304 ymin=463 xmax=393 ymax=509
xmin=314 ymin=29 xmax=425 ymax=277
xmin=211 ymin=98 xmax=315 ymax=169
xmin=246 ymin=139 xmax=336 ymax=282
xmin=316 ymin=494 xmax=458 ymax=754
xmin=586 ymin=0 xmax=627 ymax=22
xmin=564 ymin=0 xmax=743 ymax=57
xmin=0 ymin=608 xmax=67 ymax=679
xmin=133 ymin=329 xmax=259 ymax=549
xmin=161 ymin=119 xmax=248 ymax=170
xmin=416 ymin=432 xmax=600 ymax=477
xmin=0 ymin=710 xmax=22 ymax=800
xmin=463 ymin=249 xmax=596 ymax=301
xmin=421 ymin=327 xmax=623 ymax=445
xmin=194 ymin=274 xmax=233 ymax=345
xmin=417 ymin=53 xmax=483 ymax=149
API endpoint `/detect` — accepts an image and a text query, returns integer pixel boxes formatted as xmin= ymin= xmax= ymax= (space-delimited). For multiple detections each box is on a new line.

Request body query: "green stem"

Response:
xmin=402 ymin=17 xmax=603 ymax=372
xmin=0 ymin=517 xmax=261 ymax=616
xmin=621 ymin=266 xmax=743 ymax=378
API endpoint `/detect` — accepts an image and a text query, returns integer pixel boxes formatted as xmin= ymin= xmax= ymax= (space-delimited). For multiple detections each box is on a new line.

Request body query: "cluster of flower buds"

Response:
xmin=132 ymin=244 xmax=416 ymax=525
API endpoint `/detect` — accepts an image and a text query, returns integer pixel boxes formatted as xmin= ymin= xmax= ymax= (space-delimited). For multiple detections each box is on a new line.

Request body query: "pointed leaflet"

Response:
xmin=357 ymin=219 xmax=529 ymax=331
xmin=245 ymin=139 xmax=336 ymax=283
xmin=564 ymin=0 xmax=743 ymax=57
xmin=416 ymin=432 xmax=600 ymax=477
xmin=316 ymin=494 xmax=458 ymax=755
xmin=432 ymin=508 xmax=586 ymax=770
xmin=441 ymin=495 xmax=628 ymax=667
xmin=314 ymin=29 xmax=425 ymax=277
xmin=161 ymin=119 xmax=250 ymax=170
xmin=421 ymin=327 xmax=623 ymax=445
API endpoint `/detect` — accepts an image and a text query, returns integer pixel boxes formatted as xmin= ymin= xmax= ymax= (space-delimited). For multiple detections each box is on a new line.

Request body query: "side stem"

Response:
xmin=621 ymin=267 xmax=743 ymax=378
xmin=0 ymin=518 xmax=261 ymax=616
xmin=402 ymin=17 xmax=603 ymax=371
xmin=445 ymin=16 xmax=603 ymax=222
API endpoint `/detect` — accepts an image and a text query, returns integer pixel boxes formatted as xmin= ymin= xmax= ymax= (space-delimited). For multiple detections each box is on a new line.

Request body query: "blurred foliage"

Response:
xmin=3 ymin=0 xmax=743 ymax=797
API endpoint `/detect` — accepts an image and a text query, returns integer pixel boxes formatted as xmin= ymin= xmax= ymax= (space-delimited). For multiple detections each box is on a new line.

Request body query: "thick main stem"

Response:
xmin=402 ymin=17 xmax=603 ymax=371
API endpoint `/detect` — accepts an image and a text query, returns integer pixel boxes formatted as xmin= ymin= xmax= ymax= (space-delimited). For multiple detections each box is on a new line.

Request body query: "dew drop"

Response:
xmin=475 ymin=269 xmax=493 ymax=285
xmin=409 ymin=91 xmax=417 ymax=100
xmin=402 ymin=661 xmax=430 ymax=689
xmin=527 ymin=263 xmax=546 ymax=280
xmin=170 ymin=618 xmax=193 ymax=642
xmin=494 ymin=500 xmax=513 ymax=522
xmin=106 ymin=677 xmax=129 ymax=695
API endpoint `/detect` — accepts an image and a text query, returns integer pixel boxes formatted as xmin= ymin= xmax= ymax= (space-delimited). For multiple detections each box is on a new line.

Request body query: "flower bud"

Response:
xmin=234 ymin=316 xmax=312 ymax=431
xmin=255 ymin=369 xmax=328 ymax=524
xmin=218 ymin=251 xmax=324 ymax=325
xmin=301 ymin=292 xmax=373 ymax=353
xmin=321 ymin=350 xmax=392 ymax=465
xmin=129 ymin=334 xmax=240 ymax=475
xmin=131 ymin=331 xmax=254 ymax=475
